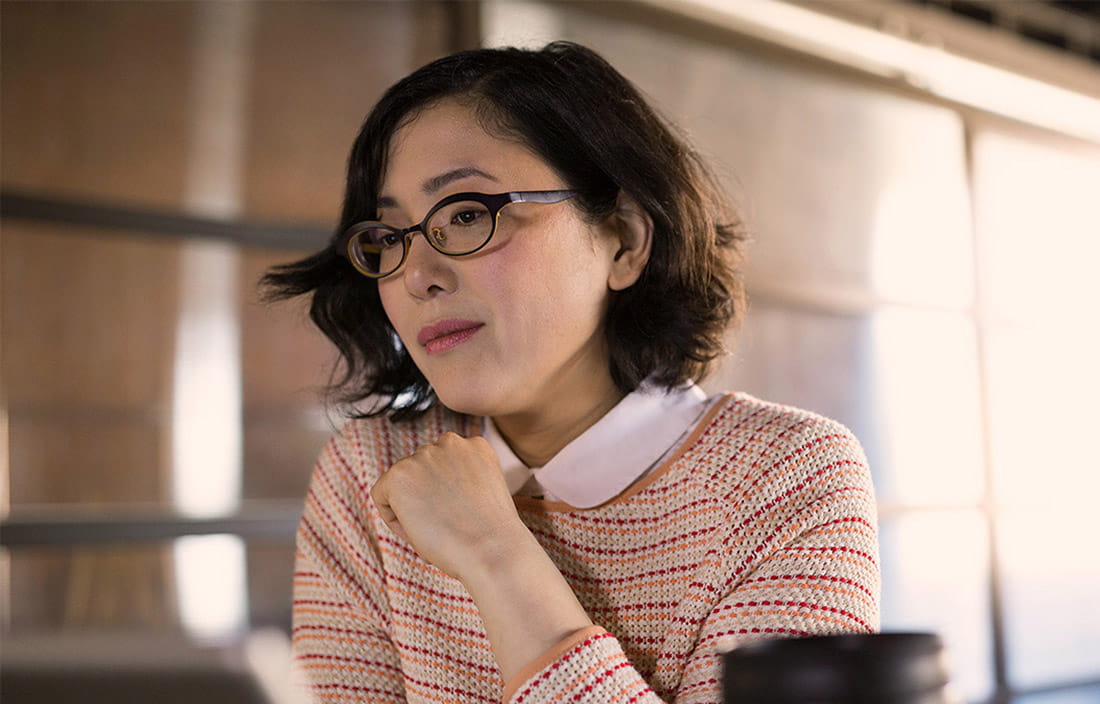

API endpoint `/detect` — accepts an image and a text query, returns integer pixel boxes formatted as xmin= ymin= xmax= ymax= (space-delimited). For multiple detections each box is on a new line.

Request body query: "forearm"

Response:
xmin=371 ymin=433 xmax=596 ymax=683
xmin=458 ymin=524 xmax=594 ymax=685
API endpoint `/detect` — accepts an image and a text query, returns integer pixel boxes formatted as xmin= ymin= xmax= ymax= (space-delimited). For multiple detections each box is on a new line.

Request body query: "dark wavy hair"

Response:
xmin=262 ymin=41 xmax=746 ymax=421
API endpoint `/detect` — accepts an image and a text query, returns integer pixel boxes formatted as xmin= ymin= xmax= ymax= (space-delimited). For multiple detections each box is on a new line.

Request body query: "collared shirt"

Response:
xmin=482 ymin=381 xmax=711 ymax=509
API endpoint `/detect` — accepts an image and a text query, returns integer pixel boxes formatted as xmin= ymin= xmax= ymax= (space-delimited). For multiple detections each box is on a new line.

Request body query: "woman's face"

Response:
xmin=376 ymin=99 xmax=622 ymax=421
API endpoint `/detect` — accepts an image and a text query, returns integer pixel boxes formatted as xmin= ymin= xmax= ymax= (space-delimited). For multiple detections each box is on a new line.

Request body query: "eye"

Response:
xmin=452 ymin=208 xmax=487 ymax=226
xmin=359 ymin=227 xmax=402 ymax=252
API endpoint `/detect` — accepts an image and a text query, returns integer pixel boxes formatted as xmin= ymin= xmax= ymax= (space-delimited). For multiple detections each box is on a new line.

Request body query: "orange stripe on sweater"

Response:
xmin=541 ymin=652 xmax=634 ymax=704
xmin=705 ymin=606 xmax=870 ymax=632
xmin=735 ymin=580 xmax=876 ymax=610
xmin=401 ymin=673 xmax=497 ymax=704
xmin=377 ymin=541 xmax=454 ymax=578
xmin=546 ymin=503 xmax=726 ymax=534
xmin=298 ymin=662 xmax=401 ymax=679
xmin=293 ymin=633 xmax=392 ymax=649
xmin=762 ymin=549 xmax=877 ymax=571
xmin=386 ymin=580 xmax=481 ymax=616
xmin=399 ymin=650 xmax=502 ymax=686
xmin=536 ymin=535 xmax=719 ymax=567
xmin=302 ymin=497 xmax=386 ymax=595
xmin=390 ymin=615 xmax=493 ymax=652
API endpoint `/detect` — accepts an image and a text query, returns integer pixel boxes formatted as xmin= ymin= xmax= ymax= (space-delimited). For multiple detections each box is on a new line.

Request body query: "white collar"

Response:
xmin=482 ymin=381 xmax=708 ymax=509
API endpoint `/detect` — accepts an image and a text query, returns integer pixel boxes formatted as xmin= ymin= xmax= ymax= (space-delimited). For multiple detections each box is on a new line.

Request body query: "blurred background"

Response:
xmin=2 ymin=1 xmax=1098 ymax=702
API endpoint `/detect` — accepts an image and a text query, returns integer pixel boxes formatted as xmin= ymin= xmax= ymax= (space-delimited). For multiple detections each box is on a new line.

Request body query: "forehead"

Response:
xmin=380 ymin=100 xmax=557 ymax=199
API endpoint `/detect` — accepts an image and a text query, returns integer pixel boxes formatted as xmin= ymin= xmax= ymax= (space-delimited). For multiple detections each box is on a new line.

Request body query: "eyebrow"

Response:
xmin=376 ymin=166 xmax=498 ymax=209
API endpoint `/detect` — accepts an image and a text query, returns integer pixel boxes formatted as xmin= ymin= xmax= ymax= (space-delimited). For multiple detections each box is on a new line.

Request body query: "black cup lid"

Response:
xmin=723 ymin=632 xmax=949 ymax=703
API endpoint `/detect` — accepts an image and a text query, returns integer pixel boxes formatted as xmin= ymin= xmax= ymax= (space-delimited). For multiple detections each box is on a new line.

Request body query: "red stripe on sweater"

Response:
xmin=304 ymin=483 xmax=387 ymax=590
xmin=309 ymin=682 xmax=405 ymax=697
xmin=297 ymin=652 xmax=403 ymax=675
xmin=299 ymin=517 xmax=387 ymax=622
xmin=401 ymin=670 xmax=498 ymax=704
xmin=738 ymin=572 xmax=877 ymax=600
xmin=527 ymin=523 xmax=721 ymax=557
xmin=713 ymin=599 xmax=874 ymax=632
xmin=388 ymin=570 xmax=478 ymax=606
xmin=512 ymin=631 xmax=616 ymax=704
xmin=391 ymin=606 xmax=492 ymax=642
xmin=568 ymin=660 xmax=637 ymax=703
xmin=397 ymin=640 xmax=501 ymax=676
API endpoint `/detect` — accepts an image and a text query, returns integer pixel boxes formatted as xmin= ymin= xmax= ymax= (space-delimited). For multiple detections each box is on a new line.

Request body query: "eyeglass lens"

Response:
xmin=350 ymin=199 xmax=495 ymax=276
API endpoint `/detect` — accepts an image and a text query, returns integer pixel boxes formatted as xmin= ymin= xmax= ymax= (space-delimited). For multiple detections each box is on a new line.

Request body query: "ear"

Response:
xmin=605 ymin=191 xmax=654 ymax=292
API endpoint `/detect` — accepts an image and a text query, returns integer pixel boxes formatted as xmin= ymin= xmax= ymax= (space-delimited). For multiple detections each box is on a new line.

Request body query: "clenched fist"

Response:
xmin=371 ymin=432 xmax=529 ymax=581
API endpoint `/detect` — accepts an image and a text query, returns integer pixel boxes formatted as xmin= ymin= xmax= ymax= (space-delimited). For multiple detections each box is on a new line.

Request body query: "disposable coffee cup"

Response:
xmin=723 ymin=632 xmax=956 ymax=703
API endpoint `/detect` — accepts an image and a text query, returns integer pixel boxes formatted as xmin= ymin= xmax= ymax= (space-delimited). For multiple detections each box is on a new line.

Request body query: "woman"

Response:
xmin=265 ymin=42 xmax=879 ymax=704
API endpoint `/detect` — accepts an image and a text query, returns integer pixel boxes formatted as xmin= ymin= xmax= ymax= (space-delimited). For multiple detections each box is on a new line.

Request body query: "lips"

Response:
xmin=417 ymin=319 xmax=484 ymax=355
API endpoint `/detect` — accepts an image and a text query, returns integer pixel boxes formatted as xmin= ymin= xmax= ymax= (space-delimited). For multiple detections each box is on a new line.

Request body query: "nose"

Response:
xmin=400 ymin=229 xmax=458 ymax=298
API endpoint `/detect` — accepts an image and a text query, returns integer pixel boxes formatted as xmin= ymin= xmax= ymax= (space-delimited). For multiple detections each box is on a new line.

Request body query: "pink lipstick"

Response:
xmin=417 ymin=319 xmax=484 ymax=355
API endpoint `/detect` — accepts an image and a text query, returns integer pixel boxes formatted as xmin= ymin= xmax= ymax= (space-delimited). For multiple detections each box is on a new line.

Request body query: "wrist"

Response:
xmin=457 ymin=525 xmax=594 ymax=683
xmin=457 ymin=515 xmax=542 ymax=587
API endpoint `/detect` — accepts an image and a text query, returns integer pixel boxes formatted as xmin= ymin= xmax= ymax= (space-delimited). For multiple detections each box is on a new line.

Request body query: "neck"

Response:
xmin=492 ymin=377 xmax=624 ymax=468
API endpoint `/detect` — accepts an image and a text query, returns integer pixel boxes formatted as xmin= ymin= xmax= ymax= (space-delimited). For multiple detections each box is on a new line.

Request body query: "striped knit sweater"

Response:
xmin=292 ymin=392 xmax=880 ymax=704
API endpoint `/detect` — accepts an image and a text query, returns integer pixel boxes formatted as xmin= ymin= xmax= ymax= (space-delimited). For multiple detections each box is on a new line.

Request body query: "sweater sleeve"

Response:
xmin=292 ymin=425 xmax=408 ymax=703
xmin=502 ymin=416 xmax=880 ymax=704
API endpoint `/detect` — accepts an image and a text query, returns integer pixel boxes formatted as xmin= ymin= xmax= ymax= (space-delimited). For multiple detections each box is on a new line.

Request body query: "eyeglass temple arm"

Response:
xmin=509 ymin=190 xmax=578 ymax=204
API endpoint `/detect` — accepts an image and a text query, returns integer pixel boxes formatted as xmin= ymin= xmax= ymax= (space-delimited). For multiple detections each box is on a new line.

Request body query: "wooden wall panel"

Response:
xmin=0 ymin=2 xmax=192 ymax=208
xmin=9 ymin=547 xmax=175 ymax=631
xmin=2 ymin=225 xmax=180 ymax=410
xmin=243 ymin=1 xmax=436 ymax=223
xmin=8 ymin=416 xmax=164 ymax=506
xmin=239 ymin=248 xmax=335 ymax=501
xmin=2 ymin=0 xmax=454 ymax=636
xmin=239 ymin=249 xmax=335 ymax=407
xmin=3 ymin=225 xmax=178 ymax=507
xmin=245 ymin=543 xmax=297 ymax=631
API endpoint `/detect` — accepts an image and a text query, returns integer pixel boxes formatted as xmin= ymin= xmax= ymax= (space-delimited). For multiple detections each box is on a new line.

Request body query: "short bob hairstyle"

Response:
xmin=263 ymin=41 xmax=746 ymax=421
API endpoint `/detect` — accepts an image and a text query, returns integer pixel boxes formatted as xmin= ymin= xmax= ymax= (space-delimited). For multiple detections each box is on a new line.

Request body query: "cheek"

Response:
xmin=377 ymin=281 xmax=408 ymax=337
xmin=489 ymin=232 xmax=609 ymax=331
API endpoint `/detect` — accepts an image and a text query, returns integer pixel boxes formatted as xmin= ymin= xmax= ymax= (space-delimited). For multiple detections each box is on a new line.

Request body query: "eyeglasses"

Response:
xmin=337 ymin=189 xmax=577 ymax=279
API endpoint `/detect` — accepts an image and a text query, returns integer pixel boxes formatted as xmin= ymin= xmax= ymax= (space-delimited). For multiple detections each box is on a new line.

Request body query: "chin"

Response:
xmin=434 ymin=393 xmax=497 ymax=418
xmin=430 ymin=376 xmax=511 ymax=418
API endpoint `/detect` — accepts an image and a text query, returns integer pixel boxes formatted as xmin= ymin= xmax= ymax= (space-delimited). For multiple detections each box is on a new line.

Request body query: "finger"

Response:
xmin=371 ymin=480 xmax=410 ymax=542
xmin=436 ymin=431 xmax=463 ymax=446
xmin=380 ymin=511 xmax=409 ymax=542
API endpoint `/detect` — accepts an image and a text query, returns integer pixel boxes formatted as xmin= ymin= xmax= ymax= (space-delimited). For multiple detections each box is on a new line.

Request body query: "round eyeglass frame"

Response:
xmin=337 ymin=189 xmax=578 ymax=279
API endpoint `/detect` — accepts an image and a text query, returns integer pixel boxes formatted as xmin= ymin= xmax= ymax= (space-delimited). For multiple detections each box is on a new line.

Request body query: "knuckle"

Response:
xmin=370 ymin=480 xmax=386 ymax=503
xmin=469 ymin=436 xmax=495 ymax=460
